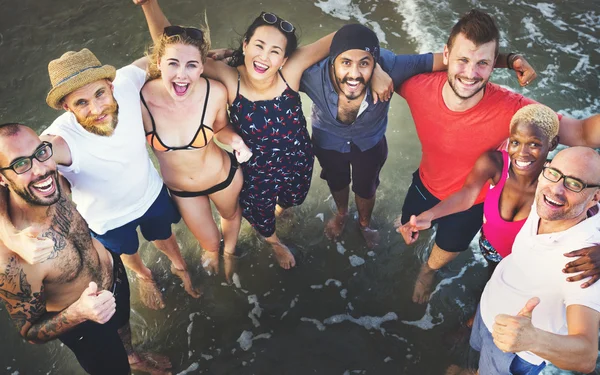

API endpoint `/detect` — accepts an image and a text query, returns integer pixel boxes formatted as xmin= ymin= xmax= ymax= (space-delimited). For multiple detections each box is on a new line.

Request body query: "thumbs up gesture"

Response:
xmin=492 ymin=297 xmax=540 ymax=353
xmin=9 ymin=225 xmax=55 ymax=264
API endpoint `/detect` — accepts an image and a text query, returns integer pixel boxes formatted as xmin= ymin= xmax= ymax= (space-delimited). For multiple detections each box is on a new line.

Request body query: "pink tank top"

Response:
xmin=481 ymin=150 xmax=527 ymax=258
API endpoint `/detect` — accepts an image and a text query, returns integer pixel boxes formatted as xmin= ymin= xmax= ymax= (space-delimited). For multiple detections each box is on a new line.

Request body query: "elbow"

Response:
xmin=21 ymin=329 xmax=49 ymax=344
xmin=562 ymin=354 xmax=597 ymax=374
xmin=578 ymin=358 xmax=597 ymax=374
xmin=21 ymin=333 xmax=46 ymax=345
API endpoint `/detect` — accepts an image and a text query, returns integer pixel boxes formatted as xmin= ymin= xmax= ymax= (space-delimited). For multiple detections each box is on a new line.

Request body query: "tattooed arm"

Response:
xmin=0 ymin=253 xmax=116 ymax=343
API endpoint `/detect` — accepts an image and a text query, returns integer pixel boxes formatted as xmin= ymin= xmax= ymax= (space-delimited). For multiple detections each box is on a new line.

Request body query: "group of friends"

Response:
xmin=0 ymin=0 xmax=599 ymax=374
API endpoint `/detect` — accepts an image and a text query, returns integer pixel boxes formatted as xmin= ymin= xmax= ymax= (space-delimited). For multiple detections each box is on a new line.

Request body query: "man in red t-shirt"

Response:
xmin=397 ymin=9 xmax=600 ymax=304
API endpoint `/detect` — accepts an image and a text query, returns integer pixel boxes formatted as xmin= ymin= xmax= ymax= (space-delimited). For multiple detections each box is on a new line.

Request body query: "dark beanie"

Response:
xmin=329 ymin=24 xmax=380 ymax=63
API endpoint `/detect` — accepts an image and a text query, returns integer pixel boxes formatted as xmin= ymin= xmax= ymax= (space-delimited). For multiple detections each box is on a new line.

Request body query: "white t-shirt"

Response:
xmin=480 ymin=203 xmax=600 ymax=365
xmin=42 ymin=65 xmax=162 ymax=235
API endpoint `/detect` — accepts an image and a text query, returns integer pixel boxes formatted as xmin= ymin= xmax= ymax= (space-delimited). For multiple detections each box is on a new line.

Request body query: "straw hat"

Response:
xmin=46 ymin=48 xmax=116 ymax=109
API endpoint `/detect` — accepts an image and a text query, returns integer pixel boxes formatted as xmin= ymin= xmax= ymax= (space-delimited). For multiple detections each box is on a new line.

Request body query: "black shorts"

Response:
xmin=58 ymin=251 xmax=131 ymax=375
xmin=313 ymin=137 xmax=388 ymax=199
xmin=400 ymin=170 xmax=483 ymax=252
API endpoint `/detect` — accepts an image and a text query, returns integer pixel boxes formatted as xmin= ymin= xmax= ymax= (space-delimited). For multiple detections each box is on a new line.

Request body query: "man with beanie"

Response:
xmin=300 ymin=24 xmax=533 ymax=249
xmin=300 ymin=24 xmax=432 ymax=248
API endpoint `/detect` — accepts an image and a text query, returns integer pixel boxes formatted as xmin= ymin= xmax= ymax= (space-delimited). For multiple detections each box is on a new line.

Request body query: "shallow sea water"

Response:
xmin=0 ymin=0 xmax=599 ymax=374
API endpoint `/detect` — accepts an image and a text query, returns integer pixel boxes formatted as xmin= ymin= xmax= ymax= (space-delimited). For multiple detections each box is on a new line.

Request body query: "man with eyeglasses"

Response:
xmin=0 ymin=124 xmax=171 ymax=374
xmin=0 ymin=0 xmax=201 ymax=312
xmin=397 ymin=9 xmax=600 ymax=305
xmin=471 ymin=146 xmax=600 ymax=375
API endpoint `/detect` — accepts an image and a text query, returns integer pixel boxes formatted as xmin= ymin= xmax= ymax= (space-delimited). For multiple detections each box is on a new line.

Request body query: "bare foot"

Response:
xmin=170 ymin=265 xmax=201 ymax=298
xmin=325 ymin=213 xmax=348 ymax=240
xmin=412 ymin=263 xmax=437 ymax=304
xmin=359 ymin=225 xmax=380 ymax=249
xmin=137 ymin=277 xmax=165 ymax=310
xmin=270 ymin=241 xmax=296 ymax=269
xmin=223 ymin=252 xmax=239 ymax=284
xmin=201 ymin=250 xmax=219 ymax=275
xmin=130 ymin=352 xmax=172 ymax=375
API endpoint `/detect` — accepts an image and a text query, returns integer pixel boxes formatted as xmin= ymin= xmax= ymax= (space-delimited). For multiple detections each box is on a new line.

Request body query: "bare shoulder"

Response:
xmin=206 ymin=78 xmax=228 ymax=103
xmin=487 ymin=150 xmax=505 ymax=169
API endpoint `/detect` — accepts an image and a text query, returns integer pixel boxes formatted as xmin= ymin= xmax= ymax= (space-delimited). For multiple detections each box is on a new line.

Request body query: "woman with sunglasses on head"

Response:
xmin=138 ymin=2 xmax=333 ymax=269
xmin=205 ymin=12 xmax=330 ymax=269
xmin=396 ymin=104 xmax=600 ymax=303
xmin=137 ymin=0 xmax=253 ymax=277
xmin=138 ymin=0 xmax=393 ymax=269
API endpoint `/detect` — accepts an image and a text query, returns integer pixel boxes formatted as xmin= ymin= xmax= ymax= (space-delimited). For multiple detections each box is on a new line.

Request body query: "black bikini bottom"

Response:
xmin=169 ymin=152 xmax=239 ymax=197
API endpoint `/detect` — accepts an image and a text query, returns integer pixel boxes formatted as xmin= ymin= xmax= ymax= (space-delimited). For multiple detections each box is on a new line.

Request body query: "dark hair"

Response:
xmin=0 ymin=123 xmax=23 ymax=137
xmin=228 ymin=12 xmax=298 ymax=67
xmin=447 ymin=9 xmax=500 ymax=57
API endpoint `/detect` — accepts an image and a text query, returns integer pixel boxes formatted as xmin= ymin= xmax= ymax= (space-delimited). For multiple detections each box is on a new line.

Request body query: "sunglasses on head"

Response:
xmin=163 ymin=25 xmax=204 ymax=40
xmin=260 ymin=12 xmax=294 ymax=33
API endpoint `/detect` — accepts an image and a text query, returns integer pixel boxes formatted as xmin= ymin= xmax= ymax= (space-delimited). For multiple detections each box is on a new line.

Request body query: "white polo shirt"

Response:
xmin=480 ymin=203 xmax=600 ymax=365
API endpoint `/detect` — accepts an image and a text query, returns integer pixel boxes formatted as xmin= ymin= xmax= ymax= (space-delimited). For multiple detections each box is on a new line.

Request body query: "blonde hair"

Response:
xmin=509 ymin=104 xmax=559 ymax=140
xmin=147 ymin=22 xmax=211 ymax=81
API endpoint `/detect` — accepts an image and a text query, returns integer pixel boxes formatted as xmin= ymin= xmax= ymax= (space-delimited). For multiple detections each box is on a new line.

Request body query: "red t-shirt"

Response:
xmin=400 ymin=72 xmax=537 ymax=203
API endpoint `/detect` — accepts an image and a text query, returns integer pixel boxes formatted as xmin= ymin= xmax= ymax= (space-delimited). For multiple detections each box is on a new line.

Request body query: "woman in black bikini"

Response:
xmin=140 ymin=24 xmax=252 ymax=276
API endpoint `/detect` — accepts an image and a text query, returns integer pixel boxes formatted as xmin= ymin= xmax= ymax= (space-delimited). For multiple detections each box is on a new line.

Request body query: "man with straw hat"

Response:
xmin=0 ymin=47 xmax=199 ymax=310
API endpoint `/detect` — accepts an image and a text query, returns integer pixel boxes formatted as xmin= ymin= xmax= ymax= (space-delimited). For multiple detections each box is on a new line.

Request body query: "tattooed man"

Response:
xmin=0 ymin=124 xmax=171 ymax=374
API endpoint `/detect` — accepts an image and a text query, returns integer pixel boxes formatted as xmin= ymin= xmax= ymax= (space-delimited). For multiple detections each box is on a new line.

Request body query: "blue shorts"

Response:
xmin=470 ymin=305 xmax=546 ymax=375
xmin=92 ymin=185 xmax=181 ymax=255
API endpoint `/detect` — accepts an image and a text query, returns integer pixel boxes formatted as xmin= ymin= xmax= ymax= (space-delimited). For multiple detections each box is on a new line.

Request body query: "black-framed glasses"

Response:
xmin=0 ymin=142 xmax=53 ymax=175
xmin=542 ymin=166 xmax=600 ymax=193
xmin=163 ymin=25 xmax=204 ymax=40
xmin=261 ymin=12 xmax=294 ymax=33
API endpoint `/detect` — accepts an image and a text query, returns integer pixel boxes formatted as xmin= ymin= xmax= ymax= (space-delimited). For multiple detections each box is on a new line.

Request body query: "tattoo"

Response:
xmin=41 ymin=196 xmax=73 ymax=260
xmin=118 ymin=323 xmax=135 ymax=356
xmin=27 ymin=309 xmax=71 ymax=342
xmin=0 ymin=257 xmax=46 ymax=333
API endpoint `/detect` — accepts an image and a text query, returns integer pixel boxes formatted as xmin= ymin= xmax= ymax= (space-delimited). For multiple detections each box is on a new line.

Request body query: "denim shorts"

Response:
xmin=470 ymin=305 xmax=546 ymax=375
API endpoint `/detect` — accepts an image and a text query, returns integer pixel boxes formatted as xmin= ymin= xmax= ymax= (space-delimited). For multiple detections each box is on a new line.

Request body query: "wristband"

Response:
xmin=506 ymin=53 xmax=519 ymax=70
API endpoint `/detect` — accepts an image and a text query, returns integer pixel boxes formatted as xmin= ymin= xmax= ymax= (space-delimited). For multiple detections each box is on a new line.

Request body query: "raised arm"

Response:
xmin=395 ymin=151 xmax=502 ymax=244
xmin=134 ymin=0 xmax=238 ymax=95
xmin=281 ymin=32 xmax=336 ymax=91
xmin=134 ymin=0 xmax=169 ymax=43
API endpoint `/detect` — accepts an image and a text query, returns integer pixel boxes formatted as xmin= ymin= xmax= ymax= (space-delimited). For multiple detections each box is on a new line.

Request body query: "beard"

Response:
xmin=447 ymin=73 xmax=488 ymax=100
xmin=78 ymin=102 xmax=119 ymax=137
xmin=8 ymin=170 xmax=61 ymax=207
xmin=337 ymin=75 xmax=367 ymax=100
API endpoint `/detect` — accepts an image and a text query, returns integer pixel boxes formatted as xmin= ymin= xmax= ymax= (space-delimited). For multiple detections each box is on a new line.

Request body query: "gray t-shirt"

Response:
xmin=300 ymin=49 xmax=433 ymax=152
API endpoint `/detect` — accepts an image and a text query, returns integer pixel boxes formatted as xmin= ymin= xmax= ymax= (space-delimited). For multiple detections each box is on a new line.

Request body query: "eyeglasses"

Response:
xmin=261 ymin=12 xmax=294 ymax=33
xmin=542 ymin=166 xmax=600 ymax=193
xmin=0 ymin=142 xmax=53 ymax=175
xmin=163 ymin=25 xmax=204 ymax=40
